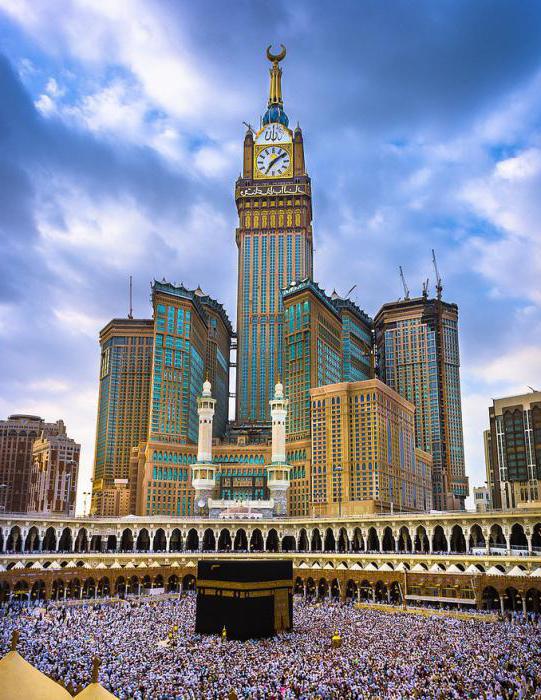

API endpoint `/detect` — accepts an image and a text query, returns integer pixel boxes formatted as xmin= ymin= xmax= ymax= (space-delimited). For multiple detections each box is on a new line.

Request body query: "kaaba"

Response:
xmin=195 ymin=560 xmax=293 ymax=640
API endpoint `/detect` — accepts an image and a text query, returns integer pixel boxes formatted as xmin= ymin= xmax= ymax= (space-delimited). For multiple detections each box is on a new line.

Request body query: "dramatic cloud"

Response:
xmin=1 ymin=0 xmax=540 ymax=509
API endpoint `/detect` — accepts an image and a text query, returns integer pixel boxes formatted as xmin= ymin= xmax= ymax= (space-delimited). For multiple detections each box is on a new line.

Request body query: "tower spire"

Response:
xmin=266 ymin=44 xmax=286 ymax=107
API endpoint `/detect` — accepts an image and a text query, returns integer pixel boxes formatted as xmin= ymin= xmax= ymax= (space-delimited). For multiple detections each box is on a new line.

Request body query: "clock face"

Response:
xmin=256 ymin=146 xmax=291 ymax=177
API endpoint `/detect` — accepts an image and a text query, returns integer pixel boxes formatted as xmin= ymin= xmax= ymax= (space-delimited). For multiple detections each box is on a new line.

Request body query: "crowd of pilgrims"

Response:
xmin=1 ymin=594 xmax=540 ymax=699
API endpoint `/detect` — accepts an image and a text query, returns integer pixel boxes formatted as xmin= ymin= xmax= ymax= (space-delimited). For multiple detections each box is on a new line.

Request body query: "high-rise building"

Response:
xmin=29 ymin=431 xmax=80 ymax=516
xmin=283 ymin=280 xmax=343 ymax=441
xmin=235 ymin=46 xmax=313 ymax=423
xmin=485 ymin=390 xmax=541 ymax=510
xmin=331 ymin=294 xmax=373 ymax=381
xmin=92 ymin=318 xmax=154 ymax=514
xmin=374 ymin=295 xmax=468 ymax=510
xmin=473 ymin=485 xmax=492 ymax=512
xmin=194 ymin=287 xmax=232 ymax=438
xmin=310 ymin=379 xmax=433 ymax=516
xmin=149 ymin=281 xmax=209 ymax=445
xmin=0 ymin=415 xmax=67 ymax=513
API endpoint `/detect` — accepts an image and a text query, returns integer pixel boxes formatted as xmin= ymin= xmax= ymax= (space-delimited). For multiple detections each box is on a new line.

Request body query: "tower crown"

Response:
xmin=263 ymin=44 xmax=289 ymax=127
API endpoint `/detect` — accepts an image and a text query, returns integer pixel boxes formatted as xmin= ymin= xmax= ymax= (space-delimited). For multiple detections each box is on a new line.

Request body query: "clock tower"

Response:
xmin=235 ymin=46 xmax=313 ymax=422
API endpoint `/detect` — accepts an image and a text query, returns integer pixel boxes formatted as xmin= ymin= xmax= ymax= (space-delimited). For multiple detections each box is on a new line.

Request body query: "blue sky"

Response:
xmin=1 ymin=0 xmax=540 ymax=510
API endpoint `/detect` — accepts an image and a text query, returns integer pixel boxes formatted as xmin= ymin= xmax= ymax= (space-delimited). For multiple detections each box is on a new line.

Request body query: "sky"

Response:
xmin=1 ymin=0 xmax=540 ymax=512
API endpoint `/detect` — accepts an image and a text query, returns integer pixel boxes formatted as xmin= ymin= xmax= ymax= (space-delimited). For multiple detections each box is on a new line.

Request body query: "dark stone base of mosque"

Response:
xmin=195 ymin=560 xmax=293 ymax=640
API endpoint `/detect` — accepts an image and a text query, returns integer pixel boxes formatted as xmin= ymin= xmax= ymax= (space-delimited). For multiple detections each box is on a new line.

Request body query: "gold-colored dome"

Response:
xmin=0 ymin=632 xmax=71 ymax=700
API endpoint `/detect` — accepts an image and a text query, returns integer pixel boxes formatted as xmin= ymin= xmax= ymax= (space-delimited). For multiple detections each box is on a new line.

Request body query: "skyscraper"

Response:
xmin=0 ymin=415 xmax=67 ymax=513
xmin=374 ymin=295 xmax=468 ymax=510
xmin=310 ymin=379 xmax=433 ymax=516
xmin=282 ymin=279 xmax=343 ymax=441
xmin=92 ymin=318 xmax=154 ymax=514
xmin=485 ymin=390 xmax=541 ymax=510
xmin=29 ymin=431 xmax=80 ymax=516
xmin=235 ymin=46 xmax=313 ymax=423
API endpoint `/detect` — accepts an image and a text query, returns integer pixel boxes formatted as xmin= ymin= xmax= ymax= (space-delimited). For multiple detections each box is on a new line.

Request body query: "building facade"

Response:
xmin=374 ymin=296 xmax=468 ymax=511
xmin=485 ymin=391 xmax=541 ymax=510
xmin=0 ymin=415 xmax=68 ymax=513
xmin=29 ymin=430 xmax=80 ymax=517
xmin=235 ymin=47 xmax=314 ymax=422
xmin=473 ymin=485 xmax=492 ymax=513
xmin=310 ymin=379 xmax=433 ymax=517
xmin=92 ymin=319 xmax=154 ymax=514
xmin=331 ymin=294 xmax=373 ymax=382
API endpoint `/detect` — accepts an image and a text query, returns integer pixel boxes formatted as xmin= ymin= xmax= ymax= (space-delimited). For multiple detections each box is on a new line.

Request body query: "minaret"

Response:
xmin=191 ymin=380 xmax=217 ymax=514
xmin=266 ymin=380 xmax=291 ymax=516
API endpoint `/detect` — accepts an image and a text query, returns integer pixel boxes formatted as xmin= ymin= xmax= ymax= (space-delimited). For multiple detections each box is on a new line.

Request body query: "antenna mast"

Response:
xmin=128 ymin=276 xmax=133 ymax=319
xmin=399 ymin=266 xmax=410 ymax=300
xmin=432 ymin=250 xmax=442 ymax=299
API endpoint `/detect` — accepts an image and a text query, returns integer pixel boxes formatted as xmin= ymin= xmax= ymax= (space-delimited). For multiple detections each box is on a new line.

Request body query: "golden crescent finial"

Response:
xmin=266 ymin=44 xmax=286 ymax=64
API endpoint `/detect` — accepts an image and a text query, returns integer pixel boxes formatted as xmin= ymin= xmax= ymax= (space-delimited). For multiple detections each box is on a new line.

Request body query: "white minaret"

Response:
xmin=267 ymin=380 xmax=291 ymax=516
xmin=191 ymin=379 xmax=217 ymax=514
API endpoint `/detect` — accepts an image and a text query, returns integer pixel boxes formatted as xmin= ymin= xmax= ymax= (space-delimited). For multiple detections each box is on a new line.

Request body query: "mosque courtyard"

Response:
xmin=1 ymin=595 xmax=540 ymax=699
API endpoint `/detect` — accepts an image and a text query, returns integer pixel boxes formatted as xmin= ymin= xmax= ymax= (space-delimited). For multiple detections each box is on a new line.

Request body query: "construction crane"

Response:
xmin=345 ymin=284 xmax=357 ymax=298
xmin=399 ymin=266 xmax=410 ymax=300
xmin=432 ymin=249 xmax=443 ymax=299
xmin=422 ymin=278 xmax=429 ymax=299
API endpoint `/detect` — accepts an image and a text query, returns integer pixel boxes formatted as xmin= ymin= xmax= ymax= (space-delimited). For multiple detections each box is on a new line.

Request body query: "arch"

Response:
xmin=317 ymin=577 xmax=329 ymax=599
xmin=345 ymin=579 xmax=357 ymax=600
xmin=266 ymin=529 xmax=279 ymax=553
xmin=374 ymin=580 xmax=387 ymax=603
xmin=359 ymin=579 xmax=372 ymax=602
xmin=167 ymin=575 xmax=179 ymax=593
xmin=169 ymin=528 xmax=182 ymax=552
xmin=115 ymin=576 xmax=126 ymax=597
xmin=68 ymin=578 xmax=81 ymax=599
xmin=352 ymin=528 xmax=364 ymax=552
xmin=186 ymin=528 xmax=199 ymax=551
xmin=153 ymin=528 xmax=167 ymax=552
xmin=250 ymin=528 xmax=264 ymax=552
xmin=297 ymin=528 xmax=309 ymax=552
xmin=97 ymin=576 xmax=110 ymax=597
xmin=74 ymin=528 xmax=89 ymax=553
xmin=310 ymin=528 xmax=322 ymax=552
xmin=24 ymin=526 xmax=40 ymax=553
xmin=450 ymin=524 xmax=466 ymax=553
xmin=120 ymin=528 xmax=134 ymax=552
xmin=182 ymin=574 xmax=196 ymax=591
xmin=52 ymin=579 xmax=65 ymax=601
xmin=503 ymin=587 xmax=520 ymax=611
xmin=154 ymin=574 xmax=164 ymax=590
xmin=58 ymin=527 xmax=72 ymax=552
xmin=306 ymin=577 xmax=316 ymax=599
xmin=330 ymin=578 xmax=340 ymax=600
xmin=510 ymin=523 xmax=528 ymax=550
xmin=532 ymin=523 xmax=541 ymax=551
xmin=366 ymin=527 xmax=379 ymax=552
xmin=136 ymin=528 xmax=150 ymax=552
xmin=414 ymin=525 xmax=429 ymax=553
xmin=397 ymin=526 xmax=412 ymax=553
xmin=106 ymin=534 xmax=117 ymax=552
xmin=294 ymin=576 xmax=304 ymax=595
xmin=30 ymin=580 xmax=46 ymax=601
xmin=89 ymin=535 xmax=102 ymax=552
xmin=324 ymin=528 xmax=336 ymax=552
xmin=468 ymin=524 xmax=485 ymax=551
xmin=6 ymin=526 xmax=22 ymax=553
xmin=389 ymin=581 xmax=401 ymax=604
xmin=489 ymin=524 xmax=506 ymax=551
xmin=381 ymin=527 xmax=395 ymax=552
xmin=42 ymin=527 xmax=57 ymax=552
xmin=13 ymin=580 xmax=30 ymax=602
xmin=218 ymin=529 xmax=232 ymax=551
xmin=432 ymin=525 xmax=448 ymax=553
xmin=0 ymin=581 xmax=10 ymax=604
xmin=234 ymin=529 xmax=248 ymax=551
xmin=202 ymin=529 xmax=216 ymax=551
xmin=525 ymin=588 xmax=541 ymax=613
xmin=282 ymin=535 xmax=297 ymax=552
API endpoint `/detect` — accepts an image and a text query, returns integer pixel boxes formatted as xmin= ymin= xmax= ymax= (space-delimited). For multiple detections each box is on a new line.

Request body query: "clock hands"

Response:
xmin=266 ymin=151 xmax=287 ymax=174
